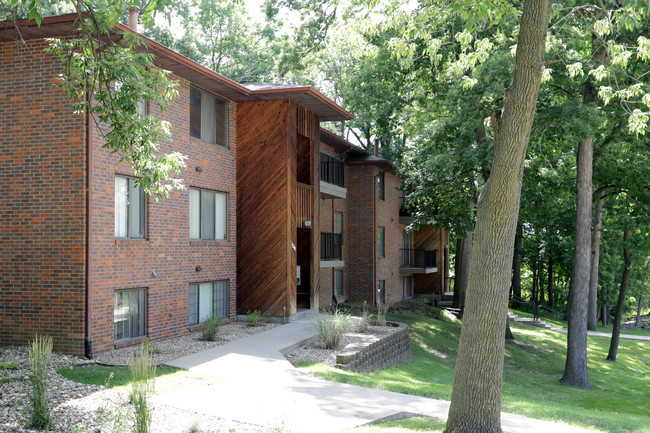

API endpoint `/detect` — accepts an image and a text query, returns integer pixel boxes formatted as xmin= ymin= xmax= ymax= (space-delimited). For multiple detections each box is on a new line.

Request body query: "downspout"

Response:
xmin=84 ymin=94 xmax=93 ymax=358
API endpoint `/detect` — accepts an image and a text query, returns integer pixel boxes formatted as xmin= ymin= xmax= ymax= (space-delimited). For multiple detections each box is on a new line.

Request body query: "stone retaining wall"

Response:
xmin=335 ymin=321 xmax=411 ymax=372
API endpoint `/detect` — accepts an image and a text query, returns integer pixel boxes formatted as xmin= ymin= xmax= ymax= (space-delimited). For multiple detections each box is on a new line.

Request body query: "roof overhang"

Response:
xmin=1 ymin=14 xmax=354 ymax=121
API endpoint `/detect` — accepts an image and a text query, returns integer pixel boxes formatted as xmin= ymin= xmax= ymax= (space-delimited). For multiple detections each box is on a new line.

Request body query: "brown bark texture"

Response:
xmin=453 ymin=234 xmax=472 ymax=310
xmin=588 ymin=192 xmax=605 ymax=330
xmin=444 ymin=1 xmax=551 ymax=432
xmin=511 ymin=221 xmax=523 ymax=299
xmin=607 ymin=230 xmax=632 ymax=361
xmin=560 ymin=135 xmax=593 ymax=388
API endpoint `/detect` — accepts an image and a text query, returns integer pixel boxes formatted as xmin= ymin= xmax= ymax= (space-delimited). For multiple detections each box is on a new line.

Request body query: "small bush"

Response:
xmin=200 ymin=314 xmax=221 ymax=341
xmin=247 ymin=309 xmax=262 ymax=327
xmin=143 ymin=337 xmax=161 ymax=354
xmin=129 ymin=344 xmax=156 ymax=433
xmin=27 ymin=335 xmax=53 ymax=430
xmin=312 ymin=310 xmax=350 ymax=349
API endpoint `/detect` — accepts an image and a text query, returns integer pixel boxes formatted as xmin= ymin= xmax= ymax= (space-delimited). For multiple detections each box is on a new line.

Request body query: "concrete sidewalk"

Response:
xmin=159 ymin=319 xmax=601 ymax=433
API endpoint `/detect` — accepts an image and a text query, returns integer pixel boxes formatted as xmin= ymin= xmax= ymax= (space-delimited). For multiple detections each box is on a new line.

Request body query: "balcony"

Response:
xmin=321 ymin=232 xmax=343 ymax=267
xmin=400 ymin=248 xmax=438 ymax=274
xmin=320 ymin=153 xmax=346 ymax=199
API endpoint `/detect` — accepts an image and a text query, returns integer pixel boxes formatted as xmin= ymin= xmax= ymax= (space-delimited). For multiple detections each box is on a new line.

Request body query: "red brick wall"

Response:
xmin=376 ymin=171 xmax=405 ymax=305
xmin=88 ymin=78 xmax=237 ymax=353
xmin=346 ymin=165 xmax=375 ymax=303
xmin=0 ymin=40 xmax=87 ymax=354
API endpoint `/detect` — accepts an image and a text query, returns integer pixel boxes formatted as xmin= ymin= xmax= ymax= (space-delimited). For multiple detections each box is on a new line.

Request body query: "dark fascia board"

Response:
xmin=1 ymin=14 xmax=354 ymax=121
xmin=320 ymin=129 xmax=398 ymax=172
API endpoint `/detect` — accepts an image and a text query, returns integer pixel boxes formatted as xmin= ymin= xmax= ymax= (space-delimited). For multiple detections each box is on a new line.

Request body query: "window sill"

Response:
xmin=115 ymin=238 xmax=147 ymax=244
xmin=189 ymin=239 xmax=229 ymax=245
xmin=114 ymin=335 xmax=146 ymax=349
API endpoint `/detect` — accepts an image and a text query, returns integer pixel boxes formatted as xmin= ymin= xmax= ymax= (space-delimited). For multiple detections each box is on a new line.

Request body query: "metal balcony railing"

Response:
xmin=320 ymin=153 xmax=345 ymax=187
xmin=400 ymin=248 xmax=437 ymax=269
xmin=321 ymin=232 xmax=343 ymax=260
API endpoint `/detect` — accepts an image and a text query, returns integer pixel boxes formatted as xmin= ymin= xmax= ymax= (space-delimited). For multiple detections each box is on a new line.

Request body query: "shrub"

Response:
xmin=247 ymin=309 xmax=262 ymax=327
xmin=200 ymin=314 xmax=221 ymax=341
xmin=129 ymin=343 xmax=156 ymax=433
xmin=27 ymin=335 xmax=53 ymax=430
xmin=312 ymin=310 xmax=350 ymax=349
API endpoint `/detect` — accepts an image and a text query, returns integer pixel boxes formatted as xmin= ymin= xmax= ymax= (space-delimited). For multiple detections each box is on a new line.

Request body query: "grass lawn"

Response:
xmin=300 ymin=311 xmax=650 ymax=433
xmin=57 ymin=364 xmax=222 ymax=394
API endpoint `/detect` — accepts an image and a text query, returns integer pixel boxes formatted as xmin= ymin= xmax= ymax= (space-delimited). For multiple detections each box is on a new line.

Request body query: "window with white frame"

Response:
xmin=377 ymin=226 xmax=385 ymax=258
xmin=376 ymin=173 xmax=385 ymax=201
xmin=114 ymin=288 xmax=146 ymax=341
xmin=403 ymin=276 xmax=412 ymax=298
xmin=189 ymin=281 xmax=228 ymax=325
xmin=115 ymin=175 xmax=146 ymax=239
xmin=334 ymin=212 xmax=343 ymax=234
xmin=189 ymin=86 xmax=228 ymax=146
xmin=334 ymin=269 xmax=343 ymax=297
xmin=189 ymin=188 xmax=228 ymax=240
xmin=377 ymin=280 xmax=386 ymax=305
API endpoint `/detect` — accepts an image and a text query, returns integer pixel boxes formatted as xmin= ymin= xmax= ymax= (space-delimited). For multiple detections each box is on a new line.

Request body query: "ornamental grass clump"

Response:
xmin=200 ymin=314 xmax=221 ymax=341
xmin=313 ymin=310 xmax=350 ymax=349
xmin=358 ymin=301 xmax=370 ymax=333
xmin=27 ymin=335 xmax=53 ymax=430
xmin=128 ymin=343 xmax=156 ymax=433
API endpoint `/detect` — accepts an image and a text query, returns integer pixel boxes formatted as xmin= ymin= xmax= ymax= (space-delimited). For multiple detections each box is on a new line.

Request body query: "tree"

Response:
xmin=444 ymin=1 xmax=552 ymax=431
xmin=6 ymin=0 xmax=186 ymax=199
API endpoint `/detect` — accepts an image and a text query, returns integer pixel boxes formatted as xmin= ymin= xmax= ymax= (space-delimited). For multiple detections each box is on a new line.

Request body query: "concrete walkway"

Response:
xmin=159 ymin=319 xmax=602 ymax=433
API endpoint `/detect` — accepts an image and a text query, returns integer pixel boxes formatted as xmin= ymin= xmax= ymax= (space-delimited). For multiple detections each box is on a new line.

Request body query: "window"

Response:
xmin=377 ymin=226 xmax=385 ymax=257
xmin=334 ymin=212 xmax=343 ymax=234
xmin=114 ymin=288 xmax=146 ymax=341
xmin=402 ymin=230 xmax=412 ymax=249
xmin=334 ymin=269 xmax=343 ymax=297
xmin=115 ymin=176 xmax=146 ymax=239
xmin=190 ymin=86 xmax=228 ymax=146
xmin=376 ymin=173 xmax=385 ymax=201
xmin=403 ymin=276 xmax=412 ymax=298
xmin=189 ymin=281 xmax=228 ymax=325
xmin=189 ymin=188 xmax=228 ymax=240
xmin=377 ymin=280 xmax=386 ymax=305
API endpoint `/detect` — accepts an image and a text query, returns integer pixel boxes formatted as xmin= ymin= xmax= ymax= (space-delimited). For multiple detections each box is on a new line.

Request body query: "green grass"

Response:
xmin=300 ymin=311 xmax=650 ymax=433
xmin=595 ymin=322 xmax=650 ymax=336
xmin=58 ymin=364 xmax=182 ymax=388
xmin=342 ymin=417 xmax=445 ymax=432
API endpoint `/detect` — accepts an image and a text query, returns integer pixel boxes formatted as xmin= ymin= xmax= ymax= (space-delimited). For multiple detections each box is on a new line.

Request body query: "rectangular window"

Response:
xmin=403 ymin=276 xmax=412 ymax=298
xmin=189 ymin=188 xmax=228 ymax=240
xmin=334 ymin=212 xmax=343 ymax=234
xmin=115 ymin=175 xmax=146 ymax=239
xmin=377 ymin=280 xmax=386 ymax=305
xmin=334 ymin=269 xmax=343 ymax=297
xmin=377 ymin=226 xmax=385 ymax=258
xmin=190 ymin=86 xmax=228 ymax=146
xmin=114 ymin=288 xmax=146 ymax=341
xmin=376 ymin=173 xmax=385 ymax=201
xmin=189 ymin=281 xmax=228 ymax=325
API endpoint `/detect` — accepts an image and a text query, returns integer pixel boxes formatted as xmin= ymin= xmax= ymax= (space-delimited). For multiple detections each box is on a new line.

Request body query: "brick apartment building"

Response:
xmin=0 ymin=13 xmax=449 ymax=355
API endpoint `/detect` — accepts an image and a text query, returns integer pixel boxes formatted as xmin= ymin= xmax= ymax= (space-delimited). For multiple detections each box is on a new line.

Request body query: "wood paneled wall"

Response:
xmin=236 ymin=100 xmax=321 ymax=316
xmin=413 ymin=225 xmax=447 ymax=296
xmin=237 ymin=100 xmax=295 ymax=316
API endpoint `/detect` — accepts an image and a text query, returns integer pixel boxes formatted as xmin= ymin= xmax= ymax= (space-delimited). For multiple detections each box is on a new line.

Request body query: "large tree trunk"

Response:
xmin=547 ymin=254 xmax=554 ymax=308
xmin=444 ymin=2 xmax=551 ymax=432
xmin=512 ymin=220 xmax=523 ymax=299
xmin=453 ymin=234 xmax=472 ymax=310
xmin=588 ymin=191 xmax=606 ymax=330
xmin=607 ymin=230 xmax=632 ymax=361
xmin=560 ymin=134 xmax=594 ymax=388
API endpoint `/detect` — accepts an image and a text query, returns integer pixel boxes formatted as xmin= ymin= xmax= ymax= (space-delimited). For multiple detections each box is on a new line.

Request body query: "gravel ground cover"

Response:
xmin=1 ymin=319 xmax=400 ymax=433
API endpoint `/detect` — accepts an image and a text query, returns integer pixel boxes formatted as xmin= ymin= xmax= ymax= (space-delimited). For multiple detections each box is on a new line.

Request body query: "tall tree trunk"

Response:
xmin=512 ymin=220 xmax=523 ymax=299
xmin=453 ymin=233 xmax=472 ymax=310
xmin=547 ymin=255 xmax=554 ymax=308
xmin=636 ymin=260 xmax=649 ymax=328
xmin=532 ymin=259 xmax=538 ymax=303
xmin=588 ymin=191 xmax=606 ymax=330
xmin=537 ymin=251 xmax=544 ymax=304
xmin=560 ymin=134 xmax=593 ymax=388
xmin=607 ymin=230 xmax=632 ymax=361
xmin=444 ymin=2 xmax=551 ymax=432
